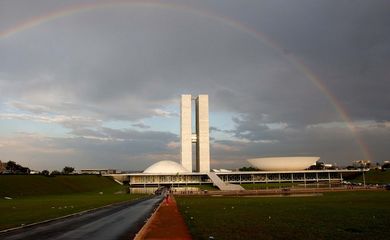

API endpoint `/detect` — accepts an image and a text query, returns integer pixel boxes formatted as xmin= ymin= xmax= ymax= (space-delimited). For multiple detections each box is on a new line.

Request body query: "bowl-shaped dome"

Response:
xmin=247 ymin=157 xmax=319 ymax=171
xmin=143 ymin=160 xmax=189 ymax=174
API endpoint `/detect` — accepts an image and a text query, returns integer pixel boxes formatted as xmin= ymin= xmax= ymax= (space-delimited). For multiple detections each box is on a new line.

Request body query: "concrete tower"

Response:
xmin=180 ymin=94 xmax=210 ymax=172
xmin=180 ymin=95 xmax=192 ymax=172
xmin=195 ymin=95 xmax=210 ymax=172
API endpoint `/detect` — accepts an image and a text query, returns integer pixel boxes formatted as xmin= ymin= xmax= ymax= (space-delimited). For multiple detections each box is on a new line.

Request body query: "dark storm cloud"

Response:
xmin=1 ymin=0 xmax=389 ymax=123
xmin=1 ymin=0 xmax=328 ymax=124
xmin=244 ymin=0 xmax=390 ymax=121
xmin=0 ymin=0 xmax=389 ymax=169
xmin=195 ymin=0 xmax=390 ymax=123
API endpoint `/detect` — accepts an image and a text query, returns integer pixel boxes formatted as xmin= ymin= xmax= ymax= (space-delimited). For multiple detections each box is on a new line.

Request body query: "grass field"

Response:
xmin=0 ymin=175 xmax=125 ymax=197
xmin=177 ymin=191 xmax=390 ymax=240
xmin=0 ymin=175 xmax=145 ymax=230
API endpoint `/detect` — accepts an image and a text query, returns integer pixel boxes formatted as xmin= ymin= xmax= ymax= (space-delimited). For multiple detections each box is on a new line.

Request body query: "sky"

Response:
xmin=0 ymin=0 xmax=389 ymax=171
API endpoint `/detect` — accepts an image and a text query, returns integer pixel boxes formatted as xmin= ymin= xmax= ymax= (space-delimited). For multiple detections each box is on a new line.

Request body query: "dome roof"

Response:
xmin=143 ymin=161 xmax=189 ymax=174
xmin=247 ymin=156 xmax=319 ymax=171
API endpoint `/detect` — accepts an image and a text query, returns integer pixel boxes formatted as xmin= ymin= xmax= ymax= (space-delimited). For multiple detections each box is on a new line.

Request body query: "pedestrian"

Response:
xmin=165 ymin=193 xmax=170 ymax=204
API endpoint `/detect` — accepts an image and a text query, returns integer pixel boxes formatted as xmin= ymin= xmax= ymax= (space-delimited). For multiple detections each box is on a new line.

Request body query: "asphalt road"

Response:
xmin=0 ymin=195 xmax=163 ymax=240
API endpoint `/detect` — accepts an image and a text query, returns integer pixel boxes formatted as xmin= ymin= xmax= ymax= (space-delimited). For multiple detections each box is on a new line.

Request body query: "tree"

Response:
xmin=382 ymin=162 xmax=390 ymax=170
xmin=6 ymin=161 xmax=17 ymax=171
xmin=41 ymin=170 xmax=50 ymax=176
xmin=50 ymin=170 xmax=61 ymax=175
xmin=62 ymin=166 xmax=74 ymax=175
xmin=308 ymin=162 xmax=325 ymax=170
xmin=238 ymin=166 xmax=259 ymax=171
xmin=20 ymin=167 xmax=30 ymax=174
xmin=5 ymin=161 xmax=29 ymax=174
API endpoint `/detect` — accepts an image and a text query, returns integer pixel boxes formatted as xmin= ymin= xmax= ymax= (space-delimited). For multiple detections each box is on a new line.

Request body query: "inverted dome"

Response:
xmin=143 ymin=161 xmax=189 ymax=174
xmin=247 ymin=157 xmax=319 ymax=171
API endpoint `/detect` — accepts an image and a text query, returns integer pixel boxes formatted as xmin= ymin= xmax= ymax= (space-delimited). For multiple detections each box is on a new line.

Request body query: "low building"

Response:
xmin=353 ymin=160 xmax=371 ymax=169
xmin=107 ymin=169 xmax=365 ymax=188
xmin=79 ymin=169 xmax=117 ymax=175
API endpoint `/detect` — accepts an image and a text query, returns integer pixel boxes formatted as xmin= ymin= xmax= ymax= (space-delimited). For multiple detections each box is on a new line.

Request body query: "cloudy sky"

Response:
xmin=0 ymin=0 xmax=389 ymax=171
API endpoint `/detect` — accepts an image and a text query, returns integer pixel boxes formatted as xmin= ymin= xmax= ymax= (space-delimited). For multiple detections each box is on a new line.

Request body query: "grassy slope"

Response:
xmin=0 ymin=175 xmax=124 ymax=197
xmin=0 ymin=175 xmax=145 ymax=230
xmin=177 ymin=191 xmax=390 ymax=240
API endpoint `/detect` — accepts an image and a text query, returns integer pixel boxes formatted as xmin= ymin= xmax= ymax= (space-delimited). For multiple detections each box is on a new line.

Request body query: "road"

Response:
xmin=0 ymin=195 xmax=163 ymax=240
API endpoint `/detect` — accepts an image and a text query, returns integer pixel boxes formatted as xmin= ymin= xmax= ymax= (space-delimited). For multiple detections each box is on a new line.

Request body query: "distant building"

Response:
xmin=0 ymin=160 xmax=7 ymax=173
xmin=78 ymin=169 xmax=117 ymax=175
xmin=353 ymin=160 xmax=371 ymax=169
xmin=324 ymin=163 xmax=337 ymax=170
xmin=382 ymin=161 xmax=390 ymax=170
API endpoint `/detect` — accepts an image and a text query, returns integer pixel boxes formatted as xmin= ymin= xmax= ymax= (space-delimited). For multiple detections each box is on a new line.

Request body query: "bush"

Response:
xmin=62 ymin=166 xmax=75 ymax=175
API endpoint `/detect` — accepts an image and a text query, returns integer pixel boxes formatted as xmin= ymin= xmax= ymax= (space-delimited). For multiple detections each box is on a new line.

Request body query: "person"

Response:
xmin=165 ymin=193 xmax=170 ymax=204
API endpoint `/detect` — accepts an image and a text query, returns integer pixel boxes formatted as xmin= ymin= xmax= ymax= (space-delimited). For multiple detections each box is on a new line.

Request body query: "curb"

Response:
xmin=0 ymin=196 xmax=151 ymax=234
xmin=134 ymin=196 xmax=165 ymax=240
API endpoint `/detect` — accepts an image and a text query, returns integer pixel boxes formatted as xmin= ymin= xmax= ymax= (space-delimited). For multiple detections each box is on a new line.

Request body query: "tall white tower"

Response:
xmin=195 ymin=95 xmax=210 ymax=172
xmin=180 ymin=95 xmax=192 ymax=172
xmin=180 ymin=94 xmax=210 ymax=172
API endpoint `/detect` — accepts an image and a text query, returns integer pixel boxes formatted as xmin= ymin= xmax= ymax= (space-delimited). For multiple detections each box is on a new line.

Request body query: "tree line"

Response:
xmin=1 ymin=161 xmax=30 ymax=174
xmin=0 ymin=160 xmax=74 ymax=175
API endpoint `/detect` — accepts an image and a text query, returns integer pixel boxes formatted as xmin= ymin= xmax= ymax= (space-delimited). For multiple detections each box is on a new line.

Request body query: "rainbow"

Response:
xmin=0 ymin=0 xmax=371 ymax=161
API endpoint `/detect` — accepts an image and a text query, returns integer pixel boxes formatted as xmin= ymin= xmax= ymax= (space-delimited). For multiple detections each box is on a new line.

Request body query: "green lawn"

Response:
xmin=177 ymin=191 xmax=390 ymax=240
xmin=0 ymin=175 xmax=146 ymax=230
xmin=0 ymin=175 xmax=125 ymax=197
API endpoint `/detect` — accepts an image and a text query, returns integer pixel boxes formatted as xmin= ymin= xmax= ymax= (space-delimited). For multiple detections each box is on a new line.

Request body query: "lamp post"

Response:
xmin=362 ymin=169 xmax=366 ymax=187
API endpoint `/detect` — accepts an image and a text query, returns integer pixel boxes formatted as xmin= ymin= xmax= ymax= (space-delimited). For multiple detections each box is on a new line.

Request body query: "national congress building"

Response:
xmin=108 ymin=95 xmax=363 ymax=190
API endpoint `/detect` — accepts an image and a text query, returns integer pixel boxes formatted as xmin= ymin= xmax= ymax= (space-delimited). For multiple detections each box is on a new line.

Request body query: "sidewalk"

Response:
xmin=139 ymin=195 xmax=191 ymax=240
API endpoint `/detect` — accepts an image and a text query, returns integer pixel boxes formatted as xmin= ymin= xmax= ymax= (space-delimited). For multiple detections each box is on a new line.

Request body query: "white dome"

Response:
xmin=143 ymin=161 xmax=189 ymax=174
xmin=247 ymin=157 xmax=319 ymax=171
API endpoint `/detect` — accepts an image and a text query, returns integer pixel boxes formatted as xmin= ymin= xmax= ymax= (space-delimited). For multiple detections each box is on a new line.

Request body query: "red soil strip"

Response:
xmin=141 ymin=195 xmax=192 ymax=240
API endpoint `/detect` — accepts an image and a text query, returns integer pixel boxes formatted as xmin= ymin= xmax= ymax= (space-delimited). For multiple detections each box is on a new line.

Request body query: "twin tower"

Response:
xmin=180 ymin=95 xmax=210 ymax=172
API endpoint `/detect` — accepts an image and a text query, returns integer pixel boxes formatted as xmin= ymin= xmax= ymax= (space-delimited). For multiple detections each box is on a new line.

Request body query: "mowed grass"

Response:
xmin=177 ymin=191 xmax=390 ymax=240
xmin=0 ymin=175 xmax=124 ymax=197
xmin=0 ymin=175 xmax=145 ymax=230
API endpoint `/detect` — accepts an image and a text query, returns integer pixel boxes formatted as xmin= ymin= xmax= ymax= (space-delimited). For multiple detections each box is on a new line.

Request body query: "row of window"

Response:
xmin=129 ymin=172 xmax=342 ymax=184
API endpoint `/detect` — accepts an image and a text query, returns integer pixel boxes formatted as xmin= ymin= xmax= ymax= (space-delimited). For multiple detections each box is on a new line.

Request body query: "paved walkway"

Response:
xmin=141 ymin=195 xmax=191 ymax=240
